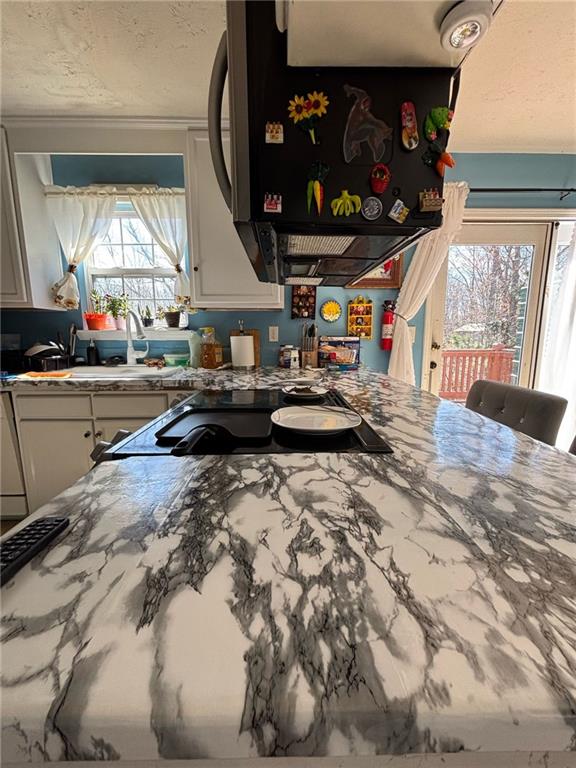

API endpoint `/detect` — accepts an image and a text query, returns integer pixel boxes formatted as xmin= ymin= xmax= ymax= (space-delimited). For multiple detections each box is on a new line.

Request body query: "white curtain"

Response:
xmin=47 ymin=186 xmax=116 ymax=309
xmin=128 ymin=187 xmax=190 ymax=304
xmin=388 ymin=182 xmax=470 ymax=385
xmin=537 ymin=221 xmax=576 ymax=450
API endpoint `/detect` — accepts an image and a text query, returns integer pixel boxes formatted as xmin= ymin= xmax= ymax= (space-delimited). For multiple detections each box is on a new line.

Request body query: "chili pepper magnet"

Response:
xmin=370 ymin=163 xmax=391 ymax=195
xmin=343 ymin=85 xmax=392 ymax=163
xmin=288 ymin=91 xmax=329 ymax=145
xmin=306 ymin=162 xmax=330 ymax=215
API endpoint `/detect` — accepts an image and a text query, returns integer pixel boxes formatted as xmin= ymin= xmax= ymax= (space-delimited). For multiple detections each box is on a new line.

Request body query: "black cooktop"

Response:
xmin=102 ymin=388 xmax=393 ymax=459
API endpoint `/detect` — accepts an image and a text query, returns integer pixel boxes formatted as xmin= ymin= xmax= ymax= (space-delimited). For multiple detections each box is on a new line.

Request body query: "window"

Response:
xmin=86 ymin=201 xmax=176 ymax=321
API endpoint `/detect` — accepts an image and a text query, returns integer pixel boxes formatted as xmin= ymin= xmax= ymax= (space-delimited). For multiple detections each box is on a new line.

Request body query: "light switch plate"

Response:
xmin=269 ymin=326 xmax=279 ymax=342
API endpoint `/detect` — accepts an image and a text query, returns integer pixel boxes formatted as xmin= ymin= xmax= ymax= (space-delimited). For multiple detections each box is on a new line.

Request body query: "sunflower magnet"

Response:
xmin=287 ymin=90 xmax=329 ymax=145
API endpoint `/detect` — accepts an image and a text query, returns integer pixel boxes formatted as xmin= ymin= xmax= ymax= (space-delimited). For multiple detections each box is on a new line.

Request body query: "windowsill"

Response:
xmin=77 ymin=329 xmax=193 ymax=341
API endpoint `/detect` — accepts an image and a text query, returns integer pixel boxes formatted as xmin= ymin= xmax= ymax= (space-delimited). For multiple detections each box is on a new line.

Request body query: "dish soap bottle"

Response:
xmin=87 ymin=338 xmax=100 ymax=366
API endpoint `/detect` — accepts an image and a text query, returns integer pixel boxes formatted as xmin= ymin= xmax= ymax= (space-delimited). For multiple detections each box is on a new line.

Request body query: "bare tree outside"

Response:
xmin=443 ymin=244 xmax=533 ymax=350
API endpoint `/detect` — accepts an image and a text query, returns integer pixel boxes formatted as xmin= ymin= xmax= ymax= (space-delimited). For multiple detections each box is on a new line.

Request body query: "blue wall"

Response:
xmin=2 ymin=153 xmax=575 ymax=379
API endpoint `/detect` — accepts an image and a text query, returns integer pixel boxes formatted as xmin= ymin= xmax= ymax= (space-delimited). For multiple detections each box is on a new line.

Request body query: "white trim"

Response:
xmin=77 ymin=330 xmax=194 ymax=341
xmin=464 ymin=207 xmax=576 ymax=222
xmin=1 ymin=117 xmax=226 ymax=131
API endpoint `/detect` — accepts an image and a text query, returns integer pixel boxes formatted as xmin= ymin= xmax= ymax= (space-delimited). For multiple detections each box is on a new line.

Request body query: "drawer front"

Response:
xmin=95 ymin=418 xmax=153 ymax=442
xmin=1 ymin=496 xmax=28 ymax=519
xmin=92 ymin=394 xmax=168 ymax=419
xmin=15 ymin=394 xmax=92 ymax=419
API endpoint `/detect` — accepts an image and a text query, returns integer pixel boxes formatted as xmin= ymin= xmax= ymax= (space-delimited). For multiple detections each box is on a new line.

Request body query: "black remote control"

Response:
xmin=1 ymin=517 xmax=70 ymax=586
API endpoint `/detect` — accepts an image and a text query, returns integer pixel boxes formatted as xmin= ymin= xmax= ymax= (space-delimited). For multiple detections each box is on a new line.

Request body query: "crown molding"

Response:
xmin=0 ymin=116 xmax=229 ymax=131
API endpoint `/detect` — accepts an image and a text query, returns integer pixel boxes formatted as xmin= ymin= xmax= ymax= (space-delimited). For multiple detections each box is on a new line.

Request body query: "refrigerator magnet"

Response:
xmin=361 ymin=197 xmax=383 ymax=221
xmin=388 ymin=199 xmax=410 ymax=223
xmin=400 ymin=101 xmax=419 ymax=150
xmin=287 ymin=91 xmax=329 ymax=145
xmin=265 ymin=122 xmax=284 ymax=144
xmin=343 ymin=85 xmax=392 ymax=163
xmin=264 ymin=194 xmax=282 ymax=214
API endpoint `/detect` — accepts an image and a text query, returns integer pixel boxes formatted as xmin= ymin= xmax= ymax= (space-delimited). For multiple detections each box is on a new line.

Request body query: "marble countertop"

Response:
xmin=2 ymin=369 xmax=576 ymax=762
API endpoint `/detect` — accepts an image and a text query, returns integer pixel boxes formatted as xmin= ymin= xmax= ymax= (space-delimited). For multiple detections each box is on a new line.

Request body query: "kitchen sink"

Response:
xmin=67 ymin=365 xmax=182 ymax=378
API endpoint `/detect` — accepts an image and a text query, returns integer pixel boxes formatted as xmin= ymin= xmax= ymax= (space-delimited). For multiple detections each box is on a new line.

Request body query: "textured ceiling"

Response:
xmin=1 ymin=0 xmax=575 ymax=153
xmin=0 ymin=1 xmax=227 ymax=118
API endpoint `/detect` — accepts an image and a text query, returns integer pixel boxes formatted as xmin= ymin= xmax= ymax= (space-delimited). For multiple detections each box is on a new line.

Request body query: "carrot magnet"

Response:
xmin=401 ymin=101 xmax=419 ymax=150
xmin=287 ymin=91 xmax=329 ymax=145
xmin=265 ymin=122 xmax=284 ymax=144
xmin=343 ymin=85 xmax=393 ymax=163
xmin=388 ymin=199 xmax=410 ymax=223
xmin=306 ymin=162 xmax=329 ymax=215
xmin=264 ymin=194 xmax=282 ymax=214
xmin=370 ymin=163 xmax=391 ymax=195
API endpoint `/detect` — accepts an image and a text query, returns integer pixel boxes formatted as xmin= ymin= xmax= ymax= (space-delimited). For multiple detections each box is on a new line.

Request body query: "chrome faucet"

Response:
xmin=125 ymin=310 xmax=149 ymax=365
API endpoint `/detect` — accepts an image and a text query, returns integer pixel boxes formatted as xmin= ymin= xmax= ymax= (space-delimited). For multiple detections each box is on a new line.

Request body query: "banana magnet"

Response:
xmin=331 ymin=190 xmax=362 ymax=217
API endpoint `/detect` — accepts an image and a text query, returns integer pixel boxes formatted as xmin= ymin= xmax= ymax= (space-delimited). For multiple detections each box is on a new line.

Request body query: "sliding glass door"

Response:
xmin=536 ymin=221 xmax=576 ymax=449
xmin=426 ymin=222 xmax=550 ymax=402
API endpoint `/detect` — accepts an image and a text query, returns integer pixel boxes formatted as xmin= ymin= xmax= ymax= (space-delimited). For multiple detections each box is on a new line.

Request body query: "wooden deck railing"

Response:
xmin=439 ymin=344 xmax=515 ymax=401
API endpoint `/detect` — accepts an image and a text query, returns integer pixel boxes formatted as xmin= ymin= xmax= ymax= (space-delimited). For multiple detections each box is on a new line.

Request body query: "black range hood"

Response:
xmin=209 ymin=0 xmax=459 ymax=287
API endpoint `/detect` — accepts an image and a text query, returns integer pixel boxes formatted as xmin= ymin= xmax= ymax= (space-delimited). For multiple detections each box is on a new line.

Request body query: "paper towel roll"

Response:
xmin=230 ymin=334 xmax=255 ymax=368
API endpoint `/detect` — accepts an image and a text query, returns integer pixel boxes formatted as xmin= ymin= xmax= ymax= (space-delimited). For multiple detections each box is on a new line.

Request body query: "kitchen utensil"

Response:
xmin=271 ymin=406 xmax=362 ymax=434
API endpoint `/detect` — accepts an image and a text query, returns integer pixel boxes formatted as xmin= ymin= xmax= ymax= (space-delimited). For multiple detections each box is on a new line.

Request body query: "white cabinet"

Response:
xmin=1 ymin=129 xmax=27 ymax=304
xmin=13 ymin=390 xmax=177 ymax=513
xmin=0 ymin=130 xmax=63 ymax=309
xmin=1 ymin=394 xmax=27 ymax=519
xmin=19 ymin=419 xmax=95 ymax=512
xmin=187 ymin=130 xmax=284 ymax=309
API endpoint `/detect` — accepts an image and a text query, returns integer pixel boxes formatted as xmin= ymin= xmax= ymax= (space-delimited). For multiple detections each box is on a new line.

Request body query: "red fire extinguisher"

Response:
xmin=380 ymin=300 xmax=396 ymax=351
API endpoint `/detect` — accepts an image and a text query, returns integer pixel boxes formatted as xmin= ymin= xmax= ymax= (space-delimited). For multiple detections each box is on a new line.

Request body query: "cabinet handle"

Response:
xmin=94 ymin=430 xmax=103 ymax=438
xmin=193 ymin=266 xmax=199 ymax=272
xmin=83 ymin=430 xmax=92 ymax=438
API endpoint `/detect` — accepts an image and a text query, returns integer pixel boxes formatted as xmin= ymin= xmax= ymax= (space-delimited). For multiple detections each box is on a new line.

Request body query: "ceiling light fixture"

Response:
xmin=440 ymin=1 xmax=493 ymax=51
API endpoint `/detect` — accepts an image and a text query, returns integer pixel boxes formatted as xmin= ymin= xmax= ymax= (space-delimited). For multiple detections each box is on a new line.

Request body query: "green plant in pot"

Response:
xmin=141 ymin=305 xmax=154 ymax=328
xmin=106 ymin=294 xmax=129 ymax=330
xmin=85 ymin=290 xmax=114 ymax=330
xmin=161 ymin=304 xmax=183 ymax=328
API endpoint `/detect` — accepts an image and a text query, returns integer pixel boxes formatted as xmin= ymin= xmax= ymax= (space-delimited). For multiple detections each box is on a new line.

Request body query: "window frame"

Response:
xmin=84 ymin=203 xmax=176 ymax=317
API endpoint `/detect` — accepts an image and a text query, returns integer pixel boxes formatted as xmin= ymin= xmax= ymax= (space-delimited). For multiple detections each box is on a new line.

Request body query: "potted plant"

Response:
xmin=106 ymin=293 xmax=129 ymax=330
xmin=161 ymin=304 xmax=183 ymax=328
xmin=141 ymin=305 xmax=154 ymax=328
xmin=84 ymin=291 xmax=115 ymax=330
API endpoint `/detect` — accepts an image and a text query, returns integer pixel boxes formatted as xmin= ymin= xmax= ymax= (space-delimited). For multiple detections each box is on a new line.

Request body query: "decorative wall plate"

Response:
xmin=320 ymin=300 xmax=342 ymax=322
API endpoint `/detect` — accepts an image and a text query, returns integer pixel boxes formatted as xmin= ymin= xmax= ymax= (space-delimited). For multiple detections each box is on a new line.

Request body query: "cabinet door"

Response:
xmin=19 ymin=420 xmax=95 ymax=512
xmin=1 ymin=128 xmax=27 ymax=303
xmin=187 ymin=130 xmax=284 ymax=309
xmin=0 ymin=394 xmax=25 ymax=495
xmin=94 ymin=418 xmax=152 ymax=442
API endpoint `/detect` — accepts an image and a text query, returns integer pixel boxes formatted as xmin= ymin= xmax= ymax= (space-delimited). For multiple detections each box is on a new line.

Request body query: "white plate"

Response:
xmin=284 ymin=377 xmax=321 ymax=387
xmin=271 ymin=406 xmax=361 ymax=434
xmin=282 ymin=384 xmax=328 ymax=399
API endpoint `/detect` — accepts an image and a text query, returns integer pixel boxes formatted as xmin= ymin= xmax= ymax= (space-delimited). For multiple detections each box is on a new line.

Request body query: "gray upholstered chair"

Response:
xmin=465 ymin=380 xmax=567 ymax=446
